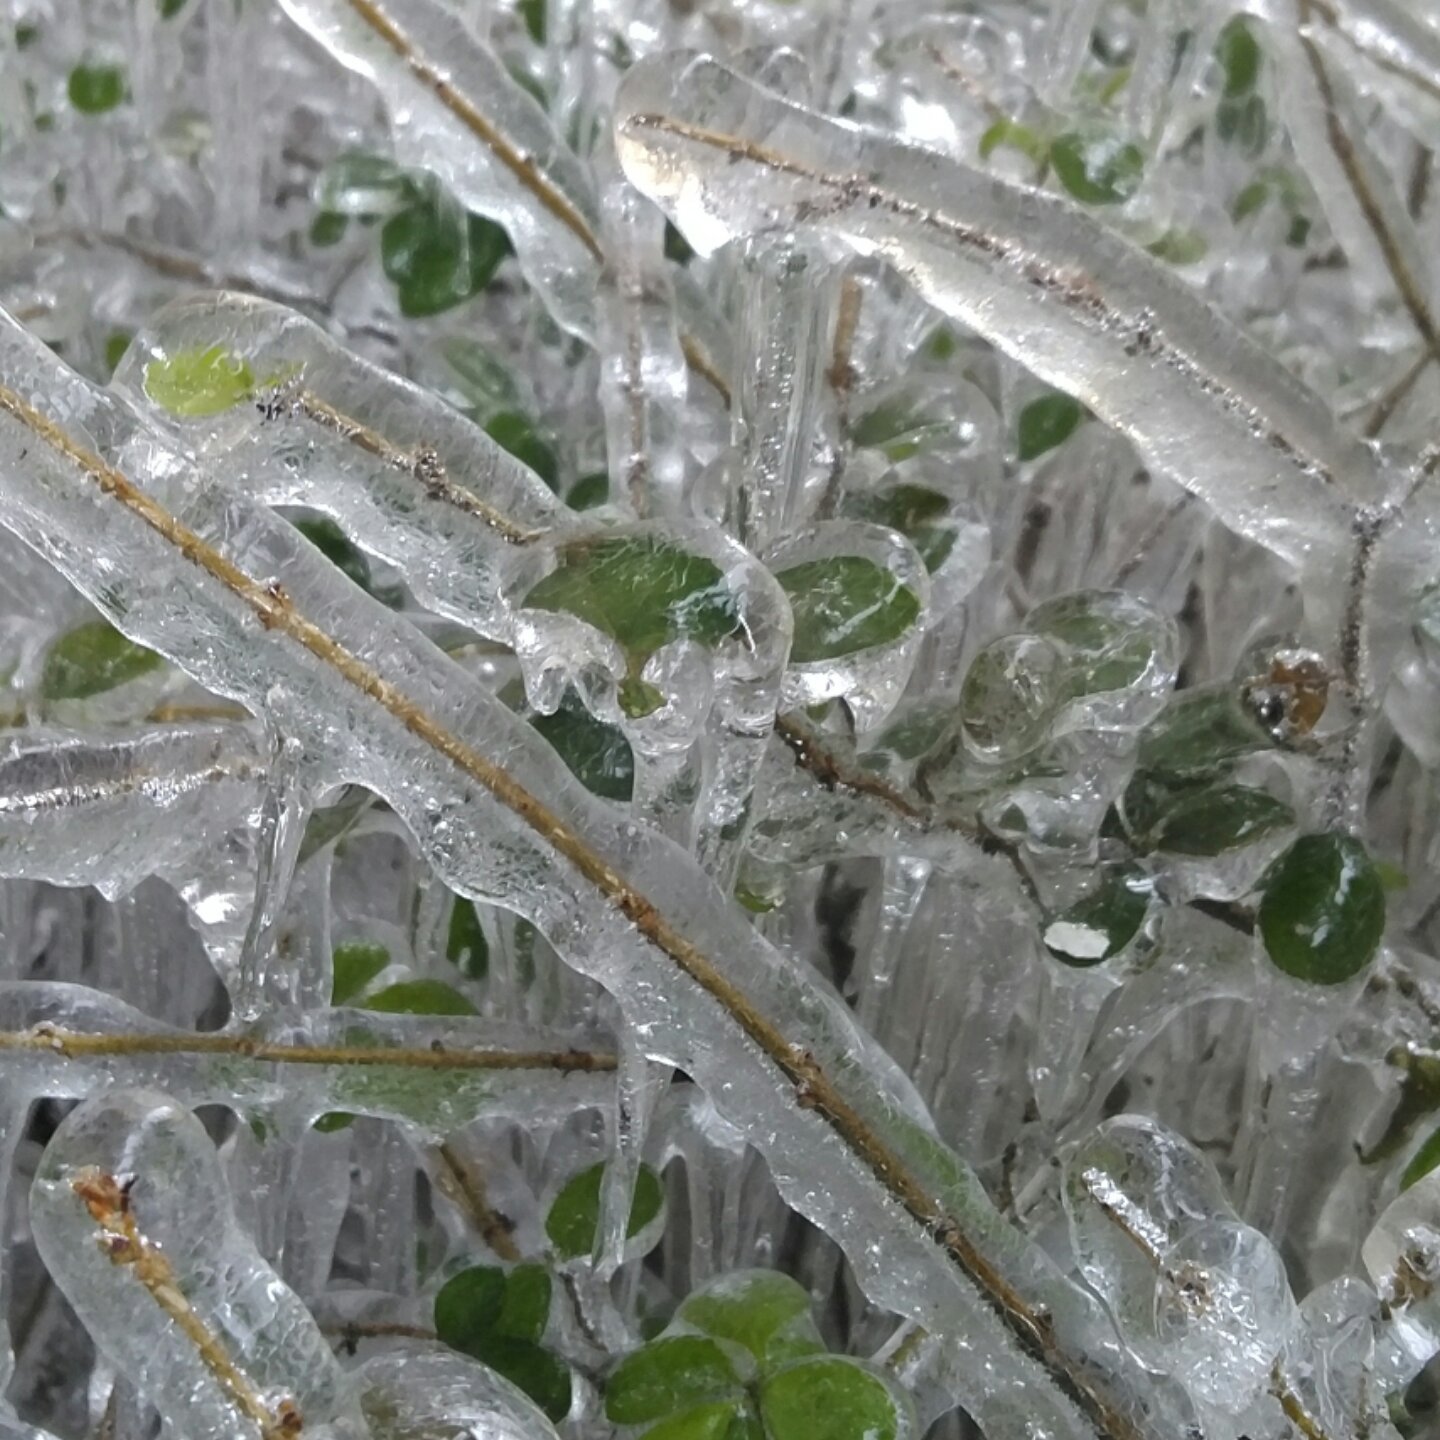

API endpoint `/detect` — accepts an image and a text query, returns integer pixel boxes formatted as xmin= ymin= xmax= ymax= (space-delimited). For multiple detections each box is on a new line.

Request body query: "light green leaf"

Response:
xmin=331 ymin=940 xmax=390 ymax=1005
xmin=677 ymin=1271 xmax=823 ymax=1367
xmin=1403 ymin=1126 xmax=1440 ymax=1191
xmin=605 ymin=1336 xmax=744 ymax=1426
xmin=777 ymin=557 xmax=919 ymax=663
xmin=1259 ymin=833 xmax=1385 ymax=985
xmin=144 ymin=346 xmax=256 ymax=418
xmin=979 ymin=117 xmax=1048 ymax=165
xmin=362 ymin=979 xmax=478 ymax=1016
xmin=642 ymin=1402 xmax=760 ymax=1440
xmin=68 ymin=63 xmax=126 ymax=114
xmin=41 ymin=621 xmax=164 ymax=701
xmin=758 ymin=1357 xmax=905 ymax=1440
xmin=545 ymin=1160 xmax=664 ymax=1260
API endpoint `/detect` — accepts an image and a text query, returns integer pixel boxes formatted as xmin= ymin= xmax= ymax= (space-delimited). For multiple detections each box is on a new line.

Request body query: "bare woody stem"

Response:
xmin=71 ymin=1169 xmax=303 ymax=1440
xmin=0 ymin=380 xmax=1139 ymax=1440
xmin=433 ymin=1140 xmax=522 ymax=1261
xmin=0 ymin=1024 xmax=615 ymax=1074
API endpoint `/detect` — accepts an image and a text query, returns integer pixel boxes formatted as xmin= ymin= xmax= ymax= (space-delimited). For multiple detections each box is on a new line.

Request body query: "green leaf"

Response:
xmin=14 ymin=23 xmax=38 ymax=48
xmin=1402 ymin=1126 xmax=1440 ymax=1191
xmin=331 ymin=940 xmax=390 ymax=1005
xmin=41 ymin=621 xmax=164 ymax=701
xmin=518 ymin=0 xmax=545 ymax=43
xmin=1050 ymin=131 xmax=1145 ymax=205
xmin=479 ymin=1337 xmax=572 ymax=1422
xmin=68 ymin=63 xmax=126 ymax=114
xmin=1259 ymin=833 xmax=1386 ymax=985
xmin=380 ymin=189 xmax=510 ymax=317
xmin=294 ymin=517 xmax=372 ymax=591
xmin=144 ymin=346 xmax=255 ymax=418
xmin=1217 ymin=94 xmax=1268 ymax=155
xmin=777 ymin=556 xmax=920 ymax=664
xmin=1145 ymin=228 xmax=1209 ymax=266
xmin=641 ymin=1402 xmax=760 ymax=1440
xmin=1044 ymin=869 xmax=1149 ymax=967
xmin=844 ymin=485 xmax=956 ymax=574
xmin=545 ymin=1161 xmax=664 ymax=1260
xmin=663 ymin=221 xmax=695 ymax=265
xmin=568 ymin=470 xmax=609 ymax=511
xmin=319 ymin=151 xmax=417 ymax=220
xmin=979 ymin=118 xmax=1048 ymax=165
xmin=1216 ymin=18 xmax=1262 ymax=98
xmin=1135 ymin=684 xmax=1274 ymax=779
xmin=484 ymin=410 xmax=559 ymax=491
xmin=605 ymin=1337 xmax=744 ymax=1425
xmin=159 ymin=0 xmax=189 ymax=17
xmin=849 ymin=396 xmax=952 ymax=463
xmin=312 ymin=1111 xmax=355 ymax=1133
xmin=677 ymin=1271 xmax=823 ymax=1367
xmin=104 ymin=331 xmax=132 ymax=374
xmin=531 ymin=690 xmax=635 ymax=802
xmin=309 ymin=210 xmax=348 ymax=248
xmin=446 ymin=896 xmax=490 ymax=980
xmin=1148 ymin=782 xmax=1294 ymax=856
xmin=362 ymin=979 xmax=478 ymax=1016
xmin=524 ymin=537 xmax=740 ymax=674
xmin=435 ymin=1262 xmax=552 ymax=1348
xmin=1018 ymin=393 xmax=1085 ymax=461
xmin=758 ymin=1358 xmax=904 ymax=1440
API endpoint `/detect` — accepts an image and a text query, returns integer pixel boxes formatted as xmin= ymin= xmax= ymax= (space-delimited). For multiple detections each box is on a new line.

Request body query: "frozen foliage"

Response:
xmin=3 ymin=2 xmax=1440 ymax=1440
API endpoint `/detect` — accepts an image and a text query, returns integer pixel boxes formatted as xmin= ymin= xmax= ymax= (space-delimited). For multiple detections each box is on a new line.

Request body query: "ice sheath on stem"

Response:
xmin=0 ymin=307 xmax=1189 ymax=1440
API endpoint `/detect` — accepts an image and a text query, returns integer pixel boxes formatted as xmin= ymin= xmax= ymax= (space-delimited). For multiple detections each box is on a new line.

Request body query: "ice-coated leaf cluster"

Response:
xmin=3 ymin=1 xmax=1440 ymax=1439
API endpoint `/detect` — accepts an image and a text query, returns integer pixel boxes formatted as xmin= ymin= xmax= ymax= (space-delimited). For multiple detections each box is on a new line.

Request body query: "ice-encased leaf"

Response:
xmin=776 ymin=556 xmax=920 ymax=663
xmin=544 ymin=1160 xmax=664 ymax=1259
xmin=605 ymin=1336 xmax=747 ymax=1425
xmin=757 ymin=1357 xmax=912 ymax=1440
xmin=40 ymin=620 xmax=165 ymax=700
xmin=614 ymin=51 xmax=1376 ymax=570
xmin=31 ymin=1089 xmax=359 ymax=1440
xmin=276 ymin=0 xmax=602 ymax=340
xmin=675 ymin=1271 xmax=824 ymax=1367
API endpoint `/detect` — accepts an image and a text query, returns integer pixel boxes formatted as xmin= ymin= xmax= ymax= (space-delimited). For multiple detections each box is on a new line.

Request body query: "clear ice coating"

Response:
xmin=2 ymin=0 xmax=1440 ymax=1438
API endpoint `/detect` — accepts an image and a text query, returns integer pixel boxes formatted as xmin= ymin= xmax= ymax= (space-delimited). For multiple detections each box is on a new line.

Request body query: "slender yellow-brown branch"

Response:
xmin=72 ymin=1169 xmax=303 ymax=1440
xmin=434 ymin=1140 xmax=522 ymax=1261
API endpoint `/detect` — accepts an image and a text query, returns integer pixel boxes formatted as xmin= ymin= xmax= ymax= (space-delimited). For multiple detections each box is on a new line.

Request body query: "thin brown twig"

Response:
xmin=0 ymin=379 xmax=1137 ymax=1440
xmin=434 ymin=1140 xmax=522 ymax=1261
xmin=72 ymin=1170 xmax=303 ymax=1440
xmin=826 ymin=275 xmax=863 ymax=398
xmin=0 ymin=1024 xmax=616 ymax=1073
xmin=269 ymin=387 xmax=545 ymax=545
xmin=1364 ymin=350 xmax=1432 ymax=438
xmin=679 ymin=332 xmax=733 ymax=405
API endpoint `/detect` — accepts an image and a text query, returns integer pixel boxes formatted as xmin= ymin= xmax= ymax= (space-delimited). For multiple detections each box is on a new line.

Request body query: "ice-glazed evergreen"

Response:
xmin=1 ymin=2 xmax=1440 ymax=1440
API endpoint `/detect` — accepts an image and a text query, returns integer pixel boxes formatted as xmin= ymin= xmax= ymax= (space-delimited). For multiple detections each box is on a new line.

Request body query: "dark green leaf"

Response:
xmin=1217 ymin=94 xmax=1268 ymax=155
xmin=1148 ymin=783 xmax=1293 ymax=856
xmin=446 ymin=896 xmax=490 ymax=980
xmin=435 ymin=1262 xmax=552 ymax=1348
xmin=777 ymin=556 xmax=919 ymax=663
xmin=483 ymin=1337 xmax=572 ymax=1421
xmin=531 ymin=691 xmax=635 ymax=802
xmin=663 ymin=221 xmax=695 ymax=265
xmin=1259 ymin=833 xmax=1385 ymax=985
xmin=546 ymin=1161 xmax=664 ymax=1260
xmin=568 ymin=471 xmax=609 ymax=511
xmin=294 ymin=517 xmax=372 ymax=590
xmin=1362 ymin=1050 xmax=1440 ymax=1165
xmin=362 ymin=979 xmax=478 ymax=1016
xmin=518 ymin=0 xmax=545 ymax=43
xmin=1018 ymin=392 xmax=1085 ymax=461
xmin=1216 ymin=18 xmax=1261 ymax=98
xmin=331 ymin=941 xmax=390 ymax=1005
xmin=68 ymin=63 xmax=126 ymax=114
xmin=14 ymin=23 xmax=38 ymax=47
xmin=159 ymin=0 xmax=189 ymax=17
xmin=104 ymin=331 xmax=132 ymax=374
xmin=484 ymin=411 xmax=559 ymax=491
xmin=144 ymin=345 xmax=255 ymax=417
xmin=677 ymin=1271 xmax=823 ymax=1367
xmin=524 ymin=537 xmax=740 ymax=672
xmin=1136 ymin=684 xmax=1274 ymax=779
xmin=605 ymin=1336 xmax=744 ymax=1425
xmin=758 ymin=1357 xmax=904 ymax=1440
xmin=309 ymin=211 xmax=348 ymax=247
xmin=1044 ymin=869 xmax=1149 ymax=967
xmin=1050 ymin=131 xmax=1145 ymax=205
xmin=41 ymin=621 xmax=164 ymax=701
xmin=849 ymin=397 xmax=952 ymax=463
xmin=312 ymin=1111 xmax=355 ymax=1133
xmin=1403 ymin=1126 xmax=1440 ymax=1191
xmin=844 ymin=485 xmax=956 ymax=574
xmin=380 ymin=190 xmax=510 ymax=317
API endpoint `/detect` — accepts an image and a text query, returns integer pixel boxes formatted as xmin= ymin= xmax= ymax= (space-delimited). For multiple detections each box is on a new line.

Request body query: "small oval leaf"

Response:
xmin=362 ymin=979 xmax=478 ymax=1016
xmin=777 ymin=556 xmax=919 ymax=663
xmin=1050 ymin=130 xmax=1145 ymax=206
xmin=144 ymin=346 xmax=256 ymax=418
xmin=758 ymin=1357 xmax=906 ymax=1440
xmin=545 ymin=1160 xmax=664 ymax=1260
xmin=41 ymin=620 xmax=165 ymax=701
xmin=605 ymin=1336 xmax=744 ymax=1426
xmin=1259 ymin=833 xmax=1385 ymax=985
xmin=331 ymin=941 xmax=390 ymax=1005
xmin=1018 ymin=392 xmax=1085 ymax=461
